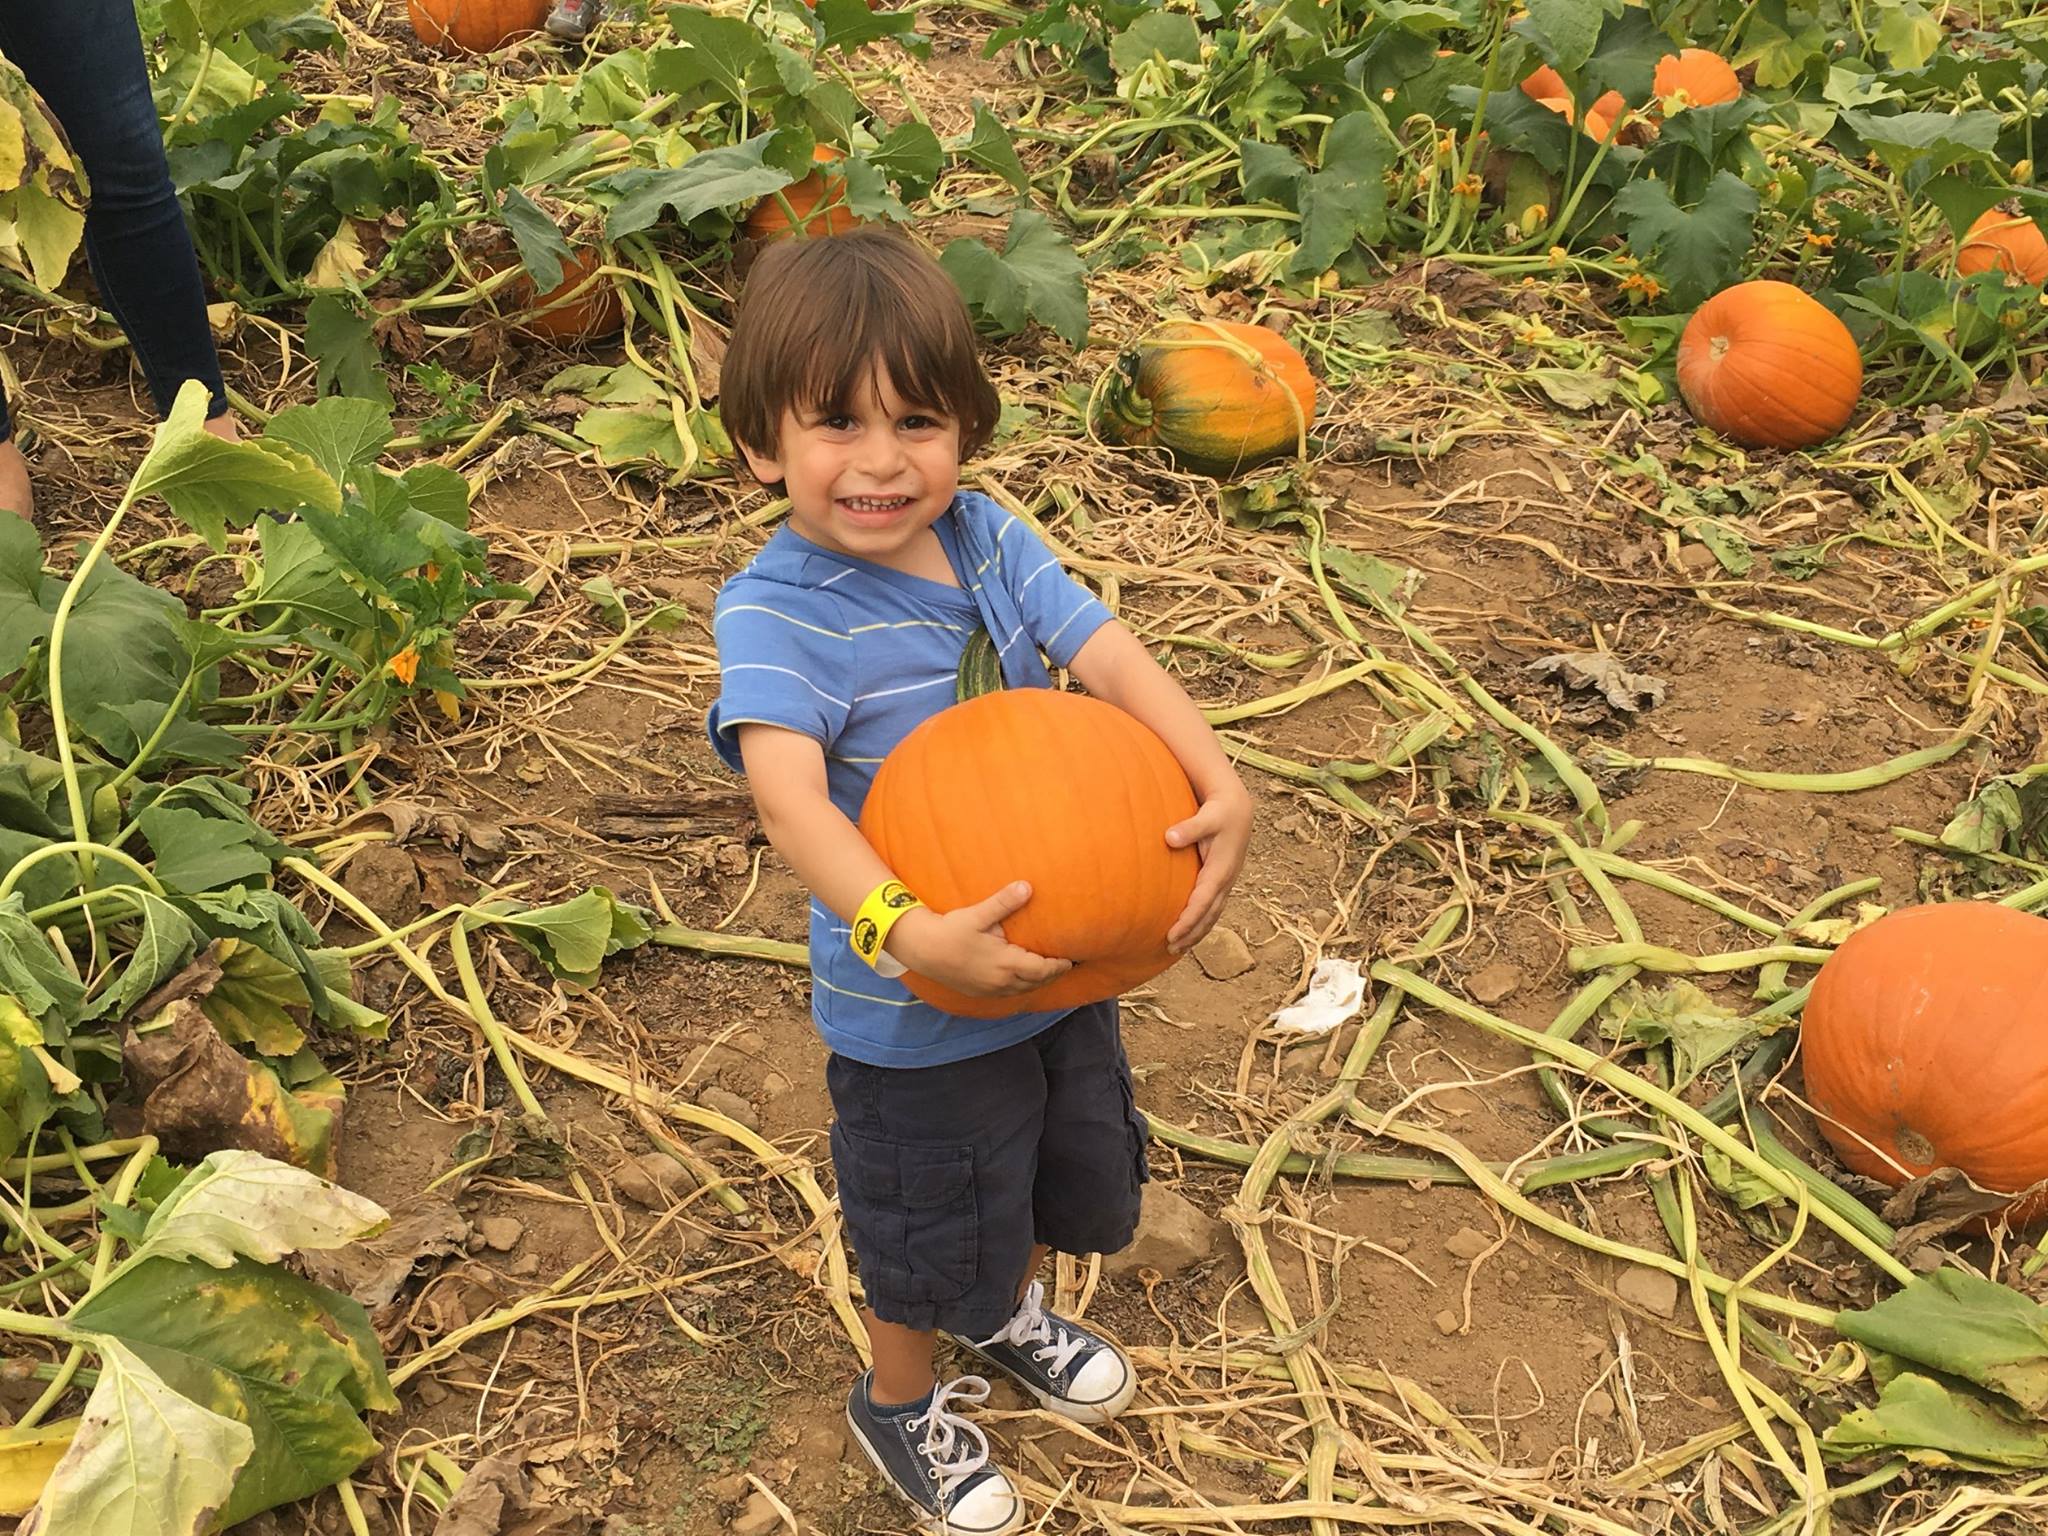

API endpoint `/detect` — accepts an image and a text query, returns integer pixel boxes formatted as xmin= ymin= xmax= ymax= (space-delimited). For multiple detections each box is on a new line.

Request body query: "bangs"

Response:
xmin=787 ymin=268 xmax=967 ymax=423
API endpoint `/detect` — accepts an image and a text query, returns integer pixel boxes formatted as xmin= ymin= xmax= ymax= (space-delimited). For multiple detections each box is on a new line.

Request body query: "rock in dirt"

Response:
xmin=1465 ymin=961 xmax=1523 ymax=1004
xmin=796 ymin=1420 xmax=847 ymax=1465
xmin=699 ymin=1086 xmax=761 ymax=1133
xmin=341 ymin=844 xmax=423 ymax=927
xmin=612 ymin=1150 xmax=698 ymax=1209
xmin=728 ymin=1489 xmax=783 ymax=1536
xmin=1615 ymin=1263 xmax=1679 ymax=1318
xmin=1584 ymin=1390 xmax=1618 ymax=1422
xmin=1432 ymin=1087 xmax=1484 ymax=1118
xmin=1193 ymin=925 xmax=1255 ymax=981
xmin=1442 ymin=1227 xmax=1493 ymax=1262
xmin=759 ymin=1070 xmax=792 ymax=1101
xmin=1105 ymin=1184 xmax=1232 ymax=1278
xmin=1433 ymin=1308 xmax=1461 ymax=1336
xmin=475 ymin=1216 xmax=524 ymax=1253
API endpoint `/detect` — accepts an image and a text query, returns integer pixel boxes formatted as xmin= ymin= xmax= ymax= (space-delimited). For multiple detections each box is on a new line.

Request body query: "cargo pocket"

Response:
xmin=830 ymin=1124 xmax=981 ymax=1305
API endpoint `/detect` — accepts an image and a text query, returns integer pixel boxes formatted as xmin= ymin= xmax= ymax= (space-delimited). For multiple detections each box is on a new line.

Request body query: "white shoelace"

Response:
xmin=979 ymin=1281 xmax=1088 ymax=1380
xmin=908 ymin=1376 xmax=995 ymax=1500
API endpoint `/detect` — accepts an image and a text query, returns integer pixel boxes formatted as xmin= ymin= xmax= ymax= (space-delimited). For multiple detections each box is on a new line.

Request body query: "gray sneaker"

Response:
xmin=844 ymin=1373 xmax=1024 ymax=1536
xmin=956 ymin=1281 xmax=1137 ymax=1425
xmin=545 ymin=0 xmax=601 ymax=40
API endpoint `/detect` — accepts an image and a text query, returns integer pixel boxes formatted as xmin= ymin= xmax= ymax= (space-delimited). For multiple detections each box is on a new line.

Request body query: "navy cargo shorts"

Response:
xmin=825 ymin=1000 xmax=1150 ymax=1339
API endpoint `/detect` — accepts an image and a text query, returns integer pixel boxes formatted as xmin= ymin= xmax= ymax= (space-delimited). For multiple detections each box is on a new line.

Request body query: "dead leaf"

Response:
xmin=299 ymin=1197 xmax=468 ymax=1311
xmin=123 ymin=999 xmax=340 ymax=1176
xmin=1528 ymin=652 xmax=1668 ymax=714
xmin=686 ymin=311 xmax=728 ymax=400
xmin=1882 ymin=1166 xmax=2042 ymax=1253
xmin=430 ymin=1458 xmax=527 ymax=1536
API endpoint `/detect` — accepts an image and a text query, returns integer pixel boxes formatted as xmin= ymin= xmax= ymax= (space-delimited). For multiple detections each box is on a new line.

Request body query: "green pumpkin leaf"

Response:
xmin=1837 ymin=109 xmax=2001 ymax=181
xmin=1823 ymin=1370 xmax=2048 ymax=1469
xmin=0 ymin=894 xmax=85 ymax=1028
xmin=301 ymin=294 xmax=392 ymax=409
xmin=653 ymin=7 xmax=768 ymax=106
xmin=80 ymin=892 xmax=200 ymax=1025
xmin=941 ymin=210 xmax=1089 ymax=348
xmin=68 ymin=1257 xmax=393 ymax=1529
xmin=956 ymin=103 xmax=1027 ymax=193
xmin=481 ymin=886 xmax=654 ymax=986
xmin=1612 ymin=172 xmax=1759 ymax=308
xmin=870 ymin=120 xmax=946 ymax=196
xmin=28 ymin=1336 xmax=251 ymax=1536
xmin=137 ymin=805 xmax=282 ymax=897
xmin=1837 ymin=1269 xmax=2048 ymax=1417
xmin=261 ymin=397 xmax=393 ymax=489
xmin=200 ymin=937 xmax=311 ymax=1055
xmin=1603 ymin=978 xmax=1761 ymax=1087
xmin=575 ymin=405 xmax=691 ymax=469
xmin=1515 ymin=0 xmax=1621 ymax=73
xmin=810 ymin=0 xmax=922 ymax=57
xmin=251 ymin=517 xmax=375 ymax=632
xmin=598 ymin=134 xmax=793 ymax=239
xmin=1290 ymin=113 xmax=1396 ymax=276
xmin=1107 ymin=11 xmax=1200 ymax=77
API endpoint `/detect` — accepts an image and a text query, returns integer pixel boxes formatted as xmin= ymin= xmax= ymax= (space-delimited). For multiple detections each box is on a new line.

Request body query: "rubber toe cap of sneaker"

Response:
xmin=947 ymin=1471 xmax=1025 ymax=1536
xmin=1060 ymin=1350 xmax=1136 ymax=1421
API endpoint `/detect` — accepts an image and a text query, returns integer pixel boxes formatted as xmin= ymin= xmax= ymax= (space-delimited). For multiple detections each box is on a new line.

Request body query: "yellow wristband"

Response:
xmin=852 ymin=880 xmax=923 ymax=974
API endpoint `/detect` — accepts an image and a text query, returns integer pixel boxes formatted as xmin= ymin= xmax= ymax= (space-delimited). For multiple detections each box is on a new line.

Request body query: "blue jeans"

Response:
xmin=0 ymin=0 xmax=228 ymax=438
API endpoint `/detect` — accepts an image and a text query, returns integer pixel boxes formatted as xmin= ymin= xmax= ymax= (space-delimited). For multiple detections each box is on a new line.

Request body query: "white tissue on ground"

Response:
xmin=1271 ymin=959 xmax=1366 ymax=1034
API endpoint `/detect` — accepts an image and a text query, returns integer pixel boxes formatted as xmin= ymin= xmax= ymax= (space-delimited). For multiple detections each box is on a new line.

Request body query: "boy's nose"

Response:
xmin=854 ymin=431 xmax=909 ymax=478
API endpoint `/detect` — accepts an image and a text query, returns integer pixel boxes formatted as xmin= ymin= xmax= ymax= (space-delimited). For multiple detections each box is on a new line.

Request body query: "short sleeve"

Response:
xmin=974 ymin=500 xmax=1113 ymax=668
xmin=707 ymin=580 xmax=856 ymax=773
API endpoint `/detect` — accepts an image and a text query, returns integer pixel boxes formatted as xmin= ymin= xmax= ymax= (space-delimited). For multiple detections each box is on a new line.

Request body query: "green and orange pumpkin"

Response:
xmin=742 ymin=145 xmax=863 ymax=242
xmin=1802 ymin=903 xmax=2048 ymax=1227
xmin=860 ymin=636 xmax=1199 ymax=1018
xmin=1957 ymin=208 xmax=2048 ymax=285
xmin=1092 ymin=320 xmax=1316 ymax=480
xmin=408 ymin=0 xmax=547 ymax=53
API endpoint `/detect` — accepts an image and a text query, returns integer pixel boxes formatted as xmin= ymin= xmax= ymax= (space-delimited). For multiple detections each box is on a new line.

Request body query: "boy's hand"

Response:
xmin=888 ymin=882 xmax=1074 ymax=999
xmin=1164 ymin=779 xmax=1254 ymax=955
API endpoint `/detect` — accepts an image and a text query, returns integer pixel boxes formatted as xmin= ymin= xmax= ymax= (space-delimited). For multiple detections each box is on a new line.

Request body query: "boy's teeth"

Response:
xmin=847 ymin=497 xmax=906 ymax=510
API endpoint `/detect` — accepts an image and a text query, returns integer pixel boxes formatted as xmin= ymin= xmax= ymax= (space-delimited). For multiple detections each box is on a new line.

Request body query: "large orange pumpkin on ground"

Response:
xmin=1675 ymin=280 xmax=1861 ymax=449
xmin=742 ymin=145 xmax=863 ymax=242
xmin=1092 ymin=320 xmax=1316 ymax=480
xmin=860 ymin=665 xmax=1199 ymax=1020
xmin=1802 ymin=903 xmax=2048 ymax=1227
xmin=408 ymin=0 xmax=547 ymax=53
xmin=512 ymin=247 xmax=623 ymax=341
xmin=1653 ymin=48 xmax=1742 ymax=105
xmin=1957 ymin=209 xmax=2048 ymax=285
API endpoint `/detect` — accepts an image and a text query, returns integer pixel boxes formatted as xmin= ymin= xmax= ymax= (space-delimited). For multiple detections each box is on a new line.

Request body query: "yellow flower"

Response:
xmin=389 ymin=646 xmax=420 ymax=685
xmin=1804 ymin=230 xmax=1835 ymax=250
xmin=1521 ymin=203 xmax=1548 ymax=229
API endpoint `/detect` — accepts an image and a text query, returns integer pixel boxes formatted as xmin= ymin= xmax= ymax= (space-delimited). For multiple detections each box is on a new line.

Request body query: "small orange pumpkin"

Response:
xmin=860 ymin=683 xmax=1199 ymax=1019
xmin=1803 ymin=903 xmax=2048 ymax=1228
xmin=1675 ymin=280 xmax=1861 ymax=449
xmin=512 ymin=248 xmax=623 ymax=341
xmin=1093 ymin=320 xmax=1316 ymax=480
xmin=408 ymin=0 xmax=548 ymax=53
xmin=1957 ymin=208 xmax=2048 ymax=285
xmin=742 ymin=145 xmax=863 ymax=242
xmin=1653 ymin=48 xmax=1742 ymax=106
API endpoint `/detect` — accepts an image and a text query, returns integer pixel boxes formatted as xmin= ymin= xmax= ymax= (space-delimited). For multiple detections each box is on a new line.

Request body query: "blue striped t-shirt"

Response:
xmin=707 ymin=490 xmax=1115 ymax=1068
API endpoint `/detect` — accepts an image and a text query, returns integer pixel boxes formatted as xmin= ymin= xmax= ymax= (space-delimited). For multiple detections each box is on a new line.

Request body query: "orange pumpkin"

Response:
xmin=1957 ymin=208 xmax=2048 ymax=285
xmin=1675 ymin=281 xmax=1861 ymax=449
xmin=742 ymin=145 xmax=863 ymax=242
xmin=1653 ymin=48 xmax=1742 ymax=106
xmin=1803 ymin=904 xmax=2048 ymax=1227
xmin=1093 ymin=320 xmax=1316 ymax=479
xmin=509 ymin=248 xmax=623 ymax=340
xmin=408 ymin=0 xmax=547 ymax=53
xmin=1520 ymin=64 xmax=1566 ymax=101
xmin=1533 ymin=92 xmax=1628 ymax=143
xmin=860 ymin=684 xmax=1199 ymax=1019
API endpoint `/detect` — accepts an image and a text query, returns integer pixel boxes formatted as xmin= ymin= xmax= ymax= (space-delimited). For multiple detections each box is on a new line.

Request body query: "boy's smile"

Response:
xmin=741 ymin=365 xmax=963 ymax=572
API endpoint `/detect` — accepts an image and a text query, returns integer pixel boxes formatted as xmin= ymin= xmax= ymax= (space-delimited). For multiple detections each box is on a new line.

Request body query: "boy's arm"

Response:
xmin=1066 ymin=621 xmax=1253 ymax=954
xmin=735 ymin=723 xmax=1074 ymax=998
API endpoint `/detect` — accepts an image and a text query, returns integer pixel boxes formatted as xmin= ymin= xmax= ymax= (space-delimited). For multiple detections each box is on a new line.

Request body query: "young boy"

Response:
xmin=708 ymin=228 xmax=1253 ymax=1535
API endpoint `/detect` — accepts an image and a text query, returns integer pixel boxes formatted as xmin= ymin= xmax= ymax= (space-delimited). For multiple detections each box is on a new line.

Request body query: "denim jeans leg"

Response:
xmin=0 ymin=0 xmax=229 ymax=422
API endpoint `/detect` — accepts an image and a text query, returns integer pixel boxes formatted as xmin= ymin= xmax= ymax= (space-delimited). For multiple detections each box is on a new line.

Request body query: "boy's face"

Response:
xmin=742 ymin=365 xmax=963 ymax=567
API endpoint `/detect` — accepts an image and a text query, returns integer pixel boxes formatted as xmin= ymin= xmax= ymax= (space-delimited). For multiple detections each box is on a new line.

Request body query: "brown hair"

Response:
xmin=721 ymin=228 xmax=1002 ymax=479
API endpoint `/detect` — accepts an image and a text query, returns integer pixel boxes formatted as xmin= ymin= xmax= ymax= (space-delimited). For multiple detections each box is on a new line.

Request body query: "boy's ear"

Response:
xmin=739 ymin=438 xmax=785 ymax=487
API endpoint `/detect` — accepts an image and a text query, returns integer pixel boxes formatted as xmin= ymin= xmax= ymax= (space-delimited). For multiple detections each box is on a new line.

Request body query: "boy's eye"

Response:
xmin=819 ymin=414 xmax=855 ymax=432
xmin=901 ymin=414 xmax=945 ymax=431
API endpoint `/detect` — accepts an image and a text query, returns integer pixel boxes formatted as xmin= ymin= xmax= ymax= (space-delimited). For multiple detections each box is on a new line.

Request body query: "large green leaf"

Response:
xmin=0 ymin=894 xmax=84 ymax=1028
xmin=1613 ymin=172 xmax=1760 ymax=307
xmin=575 ymin=405 xmax=691 ymax=469
xmin=810 ymin=0 xmax=921 ymax=56
xmin=1823 ymin=1371 xmax=2048 ymax=1470
xmin=129 ymin=382 xmax=340 ymax=551
xmin=1837 ymin=1270 xmax=2048 ymax=1417
xmin=956 ymin=104 xmax=1027 ymax=193
xmin=482 ymin=886 xmax=654 ymax=986
xmin=27 ymin=1336 xmax=252 ymax=1536
xmin=131 ymin=1149 xmax=387 ymax=1270
xmin=652 ymin=7 xmax=769 ymax=105
xmin=79 ymin=892 xmax=199 ymax=1025
xmin=199 ymin=937 xmax=309 ymax=1055
xmin=302 ymin=295 xmax=393 ymax=409
xmin=261 ymin=398 xmax=393 ymax=489
xmin=496 ymin=187 xmax=572 ymax=294
xmin=251 ymin=517 xmax=374 ymax=632
xmin=1108 ymin=11 xmax=1200 ymax=77
xmin=940 ymin=210 xmax=1089 ymax=348
xmin=598 ymin=134 xmax=794 ymax=238
xmin=1837 ymin=109 xmax=2001 ymax=181
xmin=190 ymin=0 xmax=310 ymax=42
xmin=1516 ymin=0 xmax=1621 ymax=73
xmin=69 ymin=1257 xmax=393 ymax=1529
xmin=136 ymin=806 xmax=281 ymax=896
xmin=1290 ymin=112 xmax=1395 ymax=276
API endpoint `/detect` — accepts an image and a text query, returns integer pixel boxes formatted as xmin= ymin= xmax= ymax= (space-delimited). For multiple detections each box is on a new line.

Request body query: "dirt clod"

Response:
xmin=1443 ymin=1227 xmax=1493 ymax=1261
xmin=1465 ymin=961 xmax=1524 ymax=1004
xmin=699 ymin=1086 xmax=761 ymax=1132
xmin=1584 ymin=1390 xmax=1618 ymax=1421
xmin=1615 ymin=1264 xmax=1680 ymax=1318
xmin=1193 ymin=925 xmax=1255 ymax=980
xmin=1433 ymin=1309 xmax=1461 ymax=1336
xmin=341 ymin=844 xmax=423 ymax=927
xmin=1105 ymin=1183 xmax=1233 ymax=1277
xmin=474 ymin=1215 xmax=524 ymax=1253
xmin=613 ymin=1149 xmax=698 ymax=1208
xmin=728 ymin=1490 xmax=781 ymax=1536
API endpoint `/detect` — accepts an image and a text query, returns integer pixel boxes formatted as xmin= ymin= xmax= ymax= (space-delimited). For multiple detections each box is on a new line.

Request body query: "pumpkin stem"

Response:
xmin=1090 ymin=350 xmax=1156 ymax=446
xmin=955 ymin=627 xmax=1005 ymax=703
